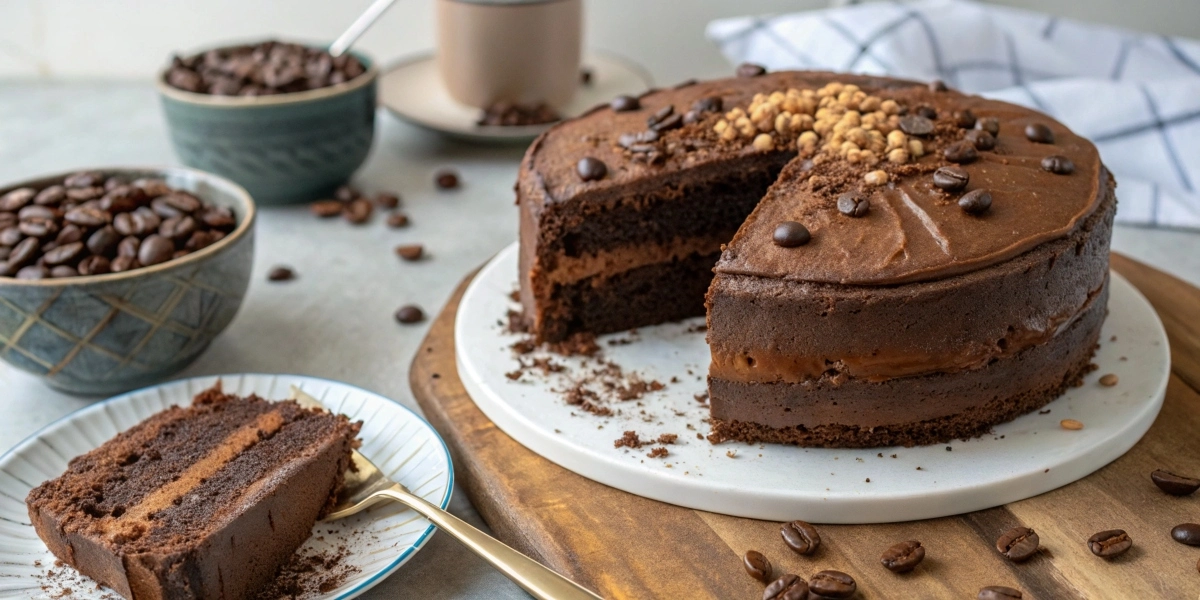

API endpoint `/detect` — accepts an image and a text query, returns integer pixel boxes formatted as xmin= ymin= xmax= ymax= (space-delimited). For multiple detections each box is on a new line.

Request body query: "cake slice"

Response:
xmin=26 ymin=385 xmax=360 ymax=600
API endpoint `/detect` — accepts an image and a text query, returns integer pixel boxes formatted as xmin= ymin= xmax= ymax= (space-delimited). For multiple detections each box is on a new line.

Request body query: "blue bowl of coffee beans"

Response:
xmin=157 ymin=40 xmax=378 ymax=205
xmin=0 ymin=167 xmax=255 ymax=395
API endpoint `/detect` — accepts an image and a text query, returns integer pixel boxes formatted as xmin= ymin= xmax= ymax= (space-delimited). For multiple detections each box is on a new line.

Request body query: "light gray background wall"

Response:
xmin=1 ymin=0 xmax=1197 ymax=83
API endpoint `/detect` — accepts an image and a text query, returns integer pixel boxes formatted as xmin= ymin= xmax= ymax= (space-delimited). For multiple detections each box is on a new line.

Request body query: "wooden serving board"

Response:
xmin=410 ymin=253 xmax=1200 ymax=599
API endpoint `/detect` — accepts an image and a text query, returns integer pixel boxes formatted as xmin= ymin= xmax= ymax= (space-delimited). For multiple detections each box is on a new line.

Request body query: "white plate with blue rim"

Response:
xmin=0 ymin=373 xmax=453 ymax=600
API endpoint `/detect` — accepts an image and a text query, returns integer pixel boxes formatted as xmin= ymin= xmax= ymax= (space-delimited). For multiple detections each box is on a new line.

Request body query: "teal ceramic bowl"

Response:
xmin=157 ymin=46 xmax=378 ymax=205
xmin=0 ymin=167 xmax=255 ymax=395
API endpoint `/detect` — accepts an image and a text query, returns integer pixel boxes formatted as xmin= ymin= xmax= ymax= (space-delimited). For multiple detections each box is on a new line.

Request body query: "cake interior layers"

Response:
xmin=26 ymin=387 xmax=359 ymax=600
xmin=520 ymin=153 xmax=792 ymax=342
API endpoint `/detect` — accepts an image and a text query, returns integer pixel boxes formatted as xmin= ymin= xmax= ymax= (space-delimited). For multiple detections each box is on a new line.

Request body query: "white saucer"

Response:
xmin=0 ymin=374 xmax=453 ymax=600
xmin=454 ymin=242 xmax=1170 ymax=523
xmin=378 ymin=52 xmax=653 ymax=143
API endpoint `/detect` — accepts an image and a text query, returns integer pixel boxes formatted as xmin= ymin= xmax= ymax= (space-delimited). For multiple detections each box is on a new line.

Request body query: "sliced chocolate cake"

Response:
xmin=517 ymin=69 xmax=1113 ymax=447
xmin=26 ymin=385 xmax=360 ymax=600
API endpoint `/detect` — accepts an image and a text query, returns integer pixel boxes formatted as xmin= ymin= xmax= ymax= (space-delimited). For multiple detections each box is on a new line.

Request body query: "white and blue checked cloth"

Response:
xmin=707 ymin=0 xmax=1200 ymax=229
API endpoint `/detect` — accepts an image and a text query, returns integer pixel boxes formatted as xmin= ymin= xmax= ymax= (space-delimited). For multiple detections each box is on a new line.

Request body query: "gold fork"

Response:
xmin=289 ymin=387 xmax=602 ymax=600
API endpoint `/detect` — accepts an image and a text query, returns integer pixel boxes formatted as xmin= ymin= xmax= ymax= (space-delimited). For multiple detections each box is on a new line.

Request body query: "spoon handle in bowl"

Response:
xmin=330 ymin=0 xmax=402 ymax=57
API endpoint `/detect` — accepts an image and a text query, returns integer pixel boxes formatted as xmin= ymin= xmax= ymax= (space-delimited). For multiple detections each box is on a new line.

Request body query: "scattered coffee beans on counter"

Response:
xmin=476 ymin=102 xmax=560 ymax=127
xmin=978 ymin=585 xmax=1023 ymax=600
xmin=435 ymin=170 xmax=461 ymax=190
xmin=880 ymin=540 xmax=925 ymax=573
xmin=1171 ymin=523 xmax=1200 ymax=546
xmin=343 ymin=198 xmax=373 ymax=224
xmin=808 ymin=570 xmax=856 ymax=599
xmin=1060 ymin=418 xmax=1084 ymax=430
xmin=395 ymin=244 xmax=424 ymax=261
xmin=310 ymin=184 xmax=406 ymax=224
xmin=375 ymin=192 xmax=400 ymax=209
xmin=1098 ymin=373 xmax=1119 ymax=386
xmin=0 ymin=171 xmax=236 ymax=279
xmin=165 ymin=41 xmax=366 ymax=96
xmin=763 ymin=574 xmax=807 ymax=600
xmin=386 ymin=213 xmax=410 ymax=228
xmin=268 ymin=266 xmax=296 ymax=282
xmin=1150 ymin=469 xmax=1200 ymax=496
xmin=995 ymin=526 xmax=1039 ymax=562
xmin=1087 ymin=529 xmax=1132 ymax=558
xmin=394 ymin=304 xmax=425 ymax=324
xmin=310 ymin=200 xmax=344 ymax=218
xmin=742 ymin=550 xmax=772 ymax=583
xmin=780 ymin=520 xmax=821 ymax=555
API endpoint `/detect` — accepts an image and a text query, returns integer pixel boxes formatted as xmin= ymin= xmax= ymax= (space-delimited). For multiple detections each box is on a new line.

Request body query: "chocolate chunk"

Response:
xmin=610 ymin=95 xmax=640 ymax=112
xmin=576 ymin=157 xmax=608 ymax=182
xmin=267 ymin=266 xmax=296 ymax=282
xmin=880 ymin=540 xmax=925 ymax=573
xmin=965 ymin=129 xmax=996 ymax=151
xmin=976 ymin=117 xmax=1000 ymax=135
xmin=772 ymin=221 xmax=811 ymax=247
xmin=1151 ymin=469 xmax=1200 ymax=496
xmin=395 ymin=304 xmax=425 ymax=324
xmin=995 ymin=526 xmax=1039 ymax=561
xmin=763 ymin=574 xmax=808 ymax=600
xmin=837 ymin=192 xmax=870 ymax=218
xmin=742 ymin=550 xmax=771 ymax=583
xmin=395 ymin=244 xmax=424 ymax=261
xmin=933 ymin=166 xmax=970 ymax=192
xmin=809 ymin=570 xmax=855 ymax=599
xmin=944 ymin=141 xmax=979 ymax=164
xmin=1041 ymin=155 xmax=1075 ymax=175
xmin=979 ymin=586 xmax=1022 ymax=600
xmin=435 ymin=170 xmax=460 ymax=190
xmin=736 ymin=63 xmax=767 ymax=78
xmin=899 ymin=115 xmax=935 ymax=136
xmin=1025 ymin=123 xmax=1055 ymax=144
xmin=780 ymin=520 xmax=821 ymax=555
xmin=1087 ymin=530 xmax=1132 ymax=558
xmin=1172 ymin=523 xmax=1200 ymax=546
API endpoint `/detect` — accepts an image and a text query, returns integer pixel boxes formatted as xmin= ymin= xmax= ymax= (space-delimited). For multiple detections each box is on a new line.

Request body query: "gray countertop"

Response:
xmin=2 ymin=82 xmax=1199 ymax=599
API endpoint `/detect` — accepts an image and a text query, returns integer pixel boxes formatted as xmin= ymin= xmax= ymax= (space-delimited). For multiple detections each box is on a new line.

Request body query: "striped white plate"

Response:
xmin=0 ymin=373 xmax=453 ymax=600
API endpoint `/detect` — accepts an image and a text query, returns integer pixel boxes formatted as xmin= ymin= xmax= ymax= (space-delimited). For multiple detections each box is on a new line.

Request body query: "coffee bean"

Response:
xmin=954 ymin=109 xmax=978 ymax=129
xmin=742 ymin=550 xmax=771 ymax=583
xmin=0 ymin=227 xmax=22 ymax=247
xmin=837 ymin=192 xmax=870 ymax=218
xmin=395 ymin=304 xmax=425 ymax=324
xmin=736 ymin=63 xmax=767 ymax=77
xmin=375 ymin=192 xmax=400 ymax=209
xmin=1087 ymin=529 xmax=1131 ymax=558
xmin=8 ymin=237 xmax=40 ymax=268
xmin=100 ymin=187 xmax=145 ymax=213
xmin=1172 ymin=523 xmax=1200 ymax=546
xmin=1025 ymin=123 xmax=1055 ymax=144
xmin=113 ymin=212 xmax=137 ymax=236
xmin=185 ymin=230 xmax=221 ymax=252
xmin=959 ymin=189 xmax=993 ymax=215
xmin=151 ymin=197 xmax=185 ymax=219
xmin=1041 ymin=155 xmax=1074 ymax=175
xmin=899 ymin=115 xmax=935 ymax=136
xmin=929 ymin=79 xmax=948 ymax=92
xmin=396 ymin=244 xmax=424 ymax=261
xmin=808 ymin=570 xmax=855 ymax=598
xmin=199 ymin=206 xmax=236 ymax=230
xmin=435 ymin=170 xmax=460 ymax=190
xmin=63 ymin=206 xmax=110 ymax=228
xmin=0 ymin=213 xmax=15 ymax=229
xmin=576 ymin=157 xmax=608 ymax=182
xmin=650 ymin=112 xmax=683 ymax=132
xmin=773 ymin=222 xmax=811 ymax=248
xmin=137 ymin=234 xmax=174 ymax=266
xmin=647 ymin=105 xmax=674 ymax=128
xmin=133 ymin=209 xmax=162 ymax=236
xmin=610 ymin=95 xmax=640 ymax=112
xmin=965 ymin=129 xmax=996 ymax=151
xmin=167 ymin=41 xmax=366 ymax=96
xmin=780 ymin=520 xmax=821 ymax=555
xmin=134 ymin=178 xmax=173 ymax=198
xmin=344 ymin=198 xmax=373 ymax=224
xmin=117 ymin=236 xmax=140 ymax=258
xmin=387 ymin=213 xmax=410 ymax=228
xmin=763 ymin=574 xmax=808 ymax=600
xmin=618 ymin=130 xmax=659 ymax=148
xmin=335 ymin=185 xmax=359 ymax=202
xmin=77 ymin=255 xmax=111 ymax=276
xmin=160 ymin=216 xmax=197 ymax=241
xmin=19 ymin=218 xmax=58 ymax=239
xmin=34 ymin=186 xmax=67 ymax=206
xmin=944 ymin=141 xmax=979 ymax=164
xmin=163 ymin=191 xmax=202 ymax=213
xmin=49 ymin=265 xmax=77 ymax=278
xmin=310 ymin=200 xmax=344 ymax=218
xmin=0 ymin=188 xmax=36 ymax=211
xmin=933 ymin=166 xmax=970 ymax=192
xmin=977 ymin=117 xmax=1000 ymax=135
xmin=978 ymin=586 xmax=1022 ymax=600
xmin=54 ymin=225 xmax=83 ymax=247
xmin=880 ymin=540 xmax=925 ymax=573
xmin=63 ymin=171 xmax=104 ymax=188
xmin=43 ymin=242 xmax=84 ymax=266
xmin=692 ymin=96 xmax=723 ymax=114
xmin=111 ymin=255 xmax=139 ymax=272
xmin=267 ymin=266 xmax=296 ymax=282
xmin=995 ymin=526 xmax=1039 ymax=562
xmin=1150 ymin=469 xmax=1200 ymax=496
xmin=19 ymin=205 xmax=57 ymax=221
xmin=16 ymin=265 xmax=47 ymax=280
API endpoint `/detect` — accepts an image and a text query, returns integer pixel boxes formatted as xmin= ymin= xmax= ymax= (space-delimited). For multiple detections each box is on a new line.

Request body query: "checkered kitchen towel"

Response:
xmin=707 ymin=0 xmax=1200 ymax=229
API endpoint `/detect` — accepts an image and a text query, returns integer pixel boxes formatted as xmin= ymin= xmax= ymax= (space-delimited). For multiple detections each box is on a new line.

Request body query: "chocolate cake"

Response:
xmin=26 ymin=385 xmax=360 ymax=599
xmin=517 ymin=69 xmax=1113 ymax=447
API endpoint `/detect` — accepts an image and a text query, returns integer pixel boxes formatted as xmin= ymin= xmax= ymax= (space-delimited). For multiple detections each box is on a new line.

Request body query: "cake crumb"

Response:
xmin=726 ymin=449 xmax=738 ymax=458
xmin=614 ymin=431 xmax=644 ymax=449
xmin=657 ymin=433 xmax=678 ymax=445
xmin=647 ymin=447 xmax=669 ymax=458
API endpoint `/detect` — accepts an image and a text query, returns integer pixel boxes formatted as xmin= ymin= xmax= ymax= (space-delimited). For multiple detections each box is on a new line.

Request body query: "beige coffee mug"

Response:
xmin=436 ymin=0 xmax=583 ymax=109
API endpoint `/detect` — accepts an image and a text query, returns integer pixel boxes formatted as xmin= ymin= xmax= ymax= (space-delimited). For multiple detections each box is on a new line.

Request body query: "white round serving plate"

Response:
xmin=456 ymin=242 xmax=1170 ymax=523
xmin=0 ymin=373 xmax=453 ymax=600
xmin=378 ymin=52 xmax=653 ymax=143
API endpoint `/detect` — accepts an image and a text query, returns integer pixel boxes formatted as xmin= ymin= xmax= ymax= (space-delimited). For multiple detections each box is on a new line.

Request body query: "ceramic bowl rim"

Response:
xmin=155 ymin=41 xmax=379 ymax=109
xmin=0 ymin=165 xmax=256 ymax=288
